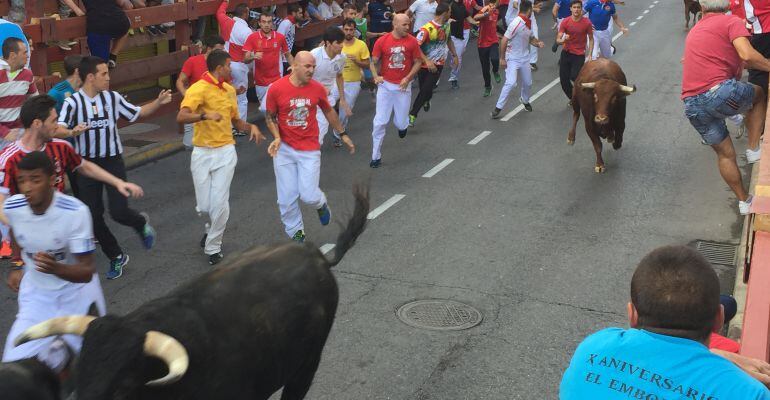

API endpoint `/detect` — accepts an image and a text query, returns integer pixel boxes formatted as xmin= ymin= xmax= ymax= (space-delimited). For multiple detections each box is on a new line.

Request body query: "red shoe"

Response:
xmin=0 ymin=241 xmax=11 ymax=259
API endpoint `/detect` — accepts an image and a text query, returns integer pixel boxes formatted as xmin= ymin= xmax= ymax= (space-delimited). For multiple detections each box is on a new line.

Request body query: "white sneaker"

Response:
xmin=746 ymin=147 xmax=761 ymax=164
xmin=739 ymin=195 xmax=753 ymax=215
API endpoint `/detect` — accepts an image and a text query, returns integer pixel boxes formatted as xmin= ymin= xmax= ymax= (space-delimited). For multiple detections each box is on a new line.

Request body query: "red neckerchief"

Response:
xmin=201 ymin=72 xmax=226 ymax=91
xmin=287 ymin=15 xmax=296 ymax=24
xmin=518 ymin=13 xmax=532 ymax=29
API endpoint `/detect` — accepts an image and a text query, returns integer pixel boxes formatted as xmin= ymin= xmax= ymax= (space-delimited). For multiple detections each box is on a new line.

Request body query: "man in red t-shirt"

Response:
xmin=682 ymin=3 xmax=770 ymax=215
xmin=264 ymin=51 xmax=354 ymax=243
xmin=556 ymin=0 xmax=593 ymax=99
xmin=475 ymin=0 xmax=501 ymax=96
xmin=176 ymin=35 xmax=226 ymax=148
xmin=244 ymin=13 xmax=294 ymax=113
xmin=368 ymin=13 xmax=424 ymax=168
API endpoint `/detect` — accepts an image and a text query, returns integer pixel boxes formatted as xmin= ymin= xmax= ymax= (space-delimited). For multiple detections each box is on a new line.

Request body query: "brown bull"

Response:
xmin=684 ymin=0 xmax=702 ymax=30
xmin=567 ymin=58 xmax=636 ymax=173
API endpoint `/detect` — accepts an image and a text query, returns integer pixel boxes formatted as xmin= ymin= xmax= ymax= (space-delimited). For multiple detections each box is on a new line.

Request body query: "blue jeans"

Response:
xmin=683 ymin=79 xmax=755 ymax=145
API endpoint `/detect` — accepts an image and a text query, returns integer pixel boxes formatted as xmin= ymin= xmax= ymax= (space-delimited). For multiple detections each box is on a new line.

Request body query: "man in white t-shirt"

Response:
xmin=319 ymin=0 xmax=343 ymax=19
xmin=2 ymin=151 xmax=105 ymax=372
xmin=310 ymin=27 xmax=350 ymax=146
xmin=408 ymin=0 xmax=439 ymax=34
xmin=277 ymin=4 xmax=302 ymax=73
xmin=492 ymin=0 xmax=544 ymax=118
xmin=224 ymin=3 xmax=253 ymax=125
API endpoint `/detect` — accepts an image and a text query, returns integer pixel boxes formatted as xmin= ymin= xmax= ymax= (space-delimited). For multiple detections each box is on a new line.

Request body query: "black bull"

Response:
xmin=567 ymin=58 xmax=636 ymax=173
xmin=13 ymin=184 xmax=370 ymax=400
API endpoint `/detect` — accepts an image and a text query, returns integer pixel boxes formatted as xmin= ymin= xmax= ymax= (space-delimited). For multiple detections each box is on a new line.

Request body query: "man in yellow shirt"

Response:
xmin=334 ymin=18 xmax=371 ymax=140
xmin=176 ymin=49 xmax=265 ymax=265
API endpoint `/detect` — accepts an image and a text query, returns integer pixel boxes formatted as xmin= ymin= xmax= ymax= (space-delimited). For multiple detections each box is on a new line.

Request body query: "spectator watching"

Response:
xmin=0 ymin=37 xmax=38 ymax=144
xmin=319 ymin=0 xmax=344 ymax=20
xmin=79 ymin=0 xmax=132 ymax=68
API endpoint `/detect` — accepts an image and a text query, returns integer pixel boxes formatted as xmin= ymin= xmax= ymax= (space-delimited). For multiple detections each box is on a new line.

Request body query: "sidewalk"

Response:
xmin=121 ymin=104 xmax=264 ymax=170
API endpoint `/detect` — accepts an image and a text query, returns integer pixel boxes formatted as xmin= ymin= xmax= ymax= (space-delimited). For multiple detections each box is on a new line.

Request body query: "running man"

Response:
xmin=177 ymin=50 xmax=265 ymax=265
xmin=476 ymin=0 xmax=502 ymax=97
xmin=277 ymin=4 xmax=302 ymax=74
xmin=309 ymin=27 xmax=350 ymax=146
xmin=243 ymin=13 xmax=294 ymax=112
xmin=409 ymin=3 xmax=457 ymax=127
xmin=58 ymin=56 xmax=165 ymax=280
xmin=557 ymin=0 xmax=593 ymax=100
xmin=551 ymin=0 xmax=572 ymax=52
xmin=448 ymin=0 xmax=478 ymax=89
xmin=335 ymin=19 xmax=370 ymax=143
xmin=369 ymin=13 xmax=424 ymax=168
xmin=176 ymin=35 xmax=226 ymax=149
xmin=529 ymin=0 xmax=542 ymax=70
xmin=218 ymin=1 xmax=252 ymax=125
xmin=264 ymin=51 xmax=355 ymax=243
xmin=491 ymin=0 xmax=544 ymax=118
xmin=2 ymin=151 xmax=105 ymax=372
xmin=583 ymin=0 xmax=628 ymax=60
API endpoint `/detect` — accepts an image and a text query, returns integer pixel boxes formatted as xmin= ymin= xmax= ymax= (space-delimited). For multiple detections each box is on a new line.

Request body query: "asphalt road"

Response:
xmin=0 ymin=1 xmax=751 ymax=398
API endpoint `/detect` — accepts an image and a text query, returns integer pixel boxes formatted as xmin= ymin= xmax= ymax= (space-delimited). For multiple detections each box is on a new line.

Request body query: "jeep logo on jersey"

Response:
xmin=86 ymin=118 xmax=110 ymax=130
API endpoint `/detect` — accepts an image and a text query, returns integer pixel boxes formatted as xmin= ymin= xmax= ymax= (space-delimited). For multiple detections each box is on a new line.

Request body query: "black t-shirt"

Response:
xmin=83 ymin=0 xmax=130 ymax=36
xmin=449 ymin=0 xmax=468 ymax=40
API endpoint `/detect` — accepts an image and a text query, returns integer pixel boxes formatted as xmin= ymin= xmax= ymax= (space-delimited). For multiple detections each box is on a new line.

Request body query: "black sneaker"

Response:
xmin=398 ymin=128 xmax=408 ymax=138
xmin=450 ymin=80 xmax=459 ymax=90
xmin=521 ymin=98 xmax=533 ymax=112
xmin=551 ymin=42 xmax=558 ymax=53
xmin=147 ymin=25 xmax=161 ymax=36
xmin=490 ymin=108 xmax=502 ymax=119
xmin=292 ymin=230 xmax=306 ymax=243
xmin=423 ymin=100 xmax=431 ymax=112
xmin=530 ymin=63 xmax=538 ymax=71
xmin=200 ymin=233 xmax=207 ymax=248
xmin=157 ymin=25 xmax=168 ymax=34
xmin=208 ymin=252 xmax=224 ymax=265
xmin=369 ymin=159 xmax=382 ymax=168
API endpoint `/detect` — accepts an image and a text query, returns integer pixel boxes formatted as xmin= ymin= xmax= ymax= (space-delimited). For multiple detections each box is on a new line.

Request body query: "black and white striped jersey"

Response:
xmin=57 ymin=89 xmax=141 ymax=159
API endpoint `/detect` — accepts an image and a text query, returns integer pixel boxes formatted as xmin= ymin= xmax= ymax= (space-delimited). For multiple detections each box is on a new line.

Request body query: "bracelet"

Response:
xmin=338 ymin=131 xmax=348 ymax=137
xmin=9 ymin=265 xmax=23 ymax=271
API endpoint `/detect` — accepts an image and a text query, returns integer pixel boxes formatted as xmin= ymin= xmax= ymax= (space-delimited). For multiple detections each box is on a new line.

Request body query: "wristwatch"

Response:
xmin=200 ymin=113 xmax=207 ymax=121
xmin=338 ymin=131 xmax=348 ymax=137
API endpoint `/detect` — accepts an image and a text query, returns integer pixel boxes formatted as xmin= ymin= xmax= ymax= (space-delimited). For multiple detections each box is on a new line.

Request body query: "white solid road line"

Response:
xmin=629 ymin=21 xmax=637 ymax=27
xmin=320 ymin=243 xmax=335 ymax=254
xmin=367 ymin=194 xmax=406 ymax=220
xmin=468 ymin=131 xmax=492 ymax=145
xmin=423 ymin=159 xmax=455 ymax=178
xmin=612 ymin=31 xmax=624 ymax=41
xmin=501 ymin=78 xmax=561 ymax=121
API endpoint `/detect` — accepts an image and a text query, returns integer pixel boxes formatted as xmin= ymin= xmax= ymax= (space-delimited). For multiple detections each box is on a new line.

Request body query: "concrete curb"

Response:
xmin=124 ymin=141 xmax=186 ymax=171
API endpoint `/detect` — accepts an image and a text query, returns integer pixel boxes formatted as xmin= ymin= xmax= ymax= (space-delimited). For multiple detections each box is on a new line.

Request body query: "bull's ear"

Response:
xmin=581 ymin=82 xmax=596 ymax=90
xmin=619 ymin=84 xmax=636 ymax=95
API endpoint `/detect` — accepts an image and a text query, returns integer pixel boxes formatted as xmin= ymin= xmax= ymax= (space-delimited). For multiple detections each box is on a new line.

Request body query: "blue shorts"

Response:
xmin=683 ymin=79 xmax=755 ymax=145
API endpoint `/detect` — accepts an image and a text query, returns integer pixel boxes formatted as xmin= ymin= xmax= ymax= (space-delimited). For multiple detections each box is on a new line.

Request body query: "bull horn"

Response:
xmin=14 ymin=316 xmax=95 ymax=346
xmin=581 ymin=82 xmax=596 ymax=89
xmin=144 ymin=331 xmax=189 ymax=386
xmin=620 ymin=84 xmax=636 ymax=94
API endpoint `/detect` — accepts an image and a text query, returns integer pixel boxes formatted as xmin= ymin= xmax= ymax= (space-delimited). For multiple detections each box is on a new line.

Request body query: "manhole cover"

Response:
xmin=396 ymin=300 xmax=482 ymax=331
xmin=695 ymin=240 xmax=738 ymax=267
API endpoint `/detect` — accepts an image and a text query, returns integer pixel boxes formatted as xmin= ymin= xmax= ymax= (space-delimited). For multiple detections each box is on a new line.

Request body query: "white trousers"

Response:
xmin=371 ymin=81 xmax=411 ymax=161
xmin=231 ymin=61 xmax=250 ymax=121
xmin=191 ymin=144 xmax=237 ymax=255
xmin=333 ymin=81 xmax=362 ymax=134
xmin=273 ymin=144 xmax=326 ymax=238
xmin=592 ymin=27 xmax=613 ymax=60
xmin=449 ymin=29 xmax=470 ymax=82
xmin=256 ymin=84 xmax=269 ymax=113
xmin=495 ymin=58 xmax=533 ymax=109
xmin=316 ymin=90 xmax=340 ymax=145
xmin=529 ymin=17 xmax=539 ymax=64
xmin=3 ymin=274 xmax=106 ymax=372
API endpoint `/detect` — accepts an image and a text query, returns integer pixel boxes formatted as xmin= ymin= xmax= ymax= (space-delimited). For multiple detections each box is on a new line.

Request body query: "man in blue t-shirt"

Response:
xmin=550 ymin=0 xmax=573 ymax=52
xmin=583 ymin=0 xmax=627 ymax=59
xmin=368 ymin=0 xmax=394 ymax=48
xmin=561 ymin=245 xmax=770 ymax=399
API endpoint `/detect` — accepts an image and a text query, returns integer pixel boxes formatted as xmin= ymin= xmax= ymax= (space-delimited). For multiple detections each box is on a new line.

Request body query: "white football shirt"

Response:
xmin=5 ymin=192 xmax=95 ymax=291
xmin=310 ymin=46 xmax=347 ymax=93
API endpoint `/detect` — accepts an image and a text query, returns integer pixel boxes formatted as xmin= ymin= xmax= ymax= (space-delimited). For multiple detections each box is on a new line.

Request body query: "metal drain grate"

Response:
xmin=694 ymin=240 xmax=738 ymax=267
xmin=396 ymin=300 xmax=482 ymax=331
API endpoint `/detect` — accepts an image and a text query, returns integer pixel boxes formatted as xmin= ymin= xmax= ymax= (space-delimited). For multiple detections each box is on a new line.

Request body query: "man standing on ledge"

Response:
xmin=265 ymin=51 xmax=354 ymax=243
xmin=369 ymin=13 xmax=424 ymax=169
xmin=177 ymin=49 xmax=265 ymax=265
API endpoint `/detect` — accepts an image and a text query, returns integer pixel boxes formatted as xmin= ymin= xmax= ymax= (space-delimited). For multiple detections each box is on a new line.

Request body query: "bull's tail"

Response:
xmin=327 ymin=183 xmax=370 ymax=267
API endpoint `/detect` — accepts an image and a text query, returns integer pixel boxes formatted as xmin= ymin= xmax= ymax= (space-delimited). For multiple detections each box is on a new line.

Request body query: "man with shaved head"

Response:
xmin=369 ymin=13 xmax=424 ymax=168
xmin=265 ymin=51 xmax=355 ymax=243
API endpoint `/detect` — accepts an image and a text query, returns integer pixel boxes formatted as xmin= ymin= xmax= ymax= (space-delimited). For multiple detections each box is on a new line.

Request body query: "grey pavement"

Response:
xmin=0 ymin=1 xmax=750 ymax=398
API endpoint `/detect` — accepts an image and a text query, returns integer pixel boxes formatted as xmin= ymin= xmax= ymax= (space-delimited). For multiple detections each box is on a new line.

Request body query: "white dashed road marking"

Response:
xmin=368 ymin=194 xmax=406 ymax=220
xmin=643 ymin=9 xmax=649 ymax=14
xmin=636 ymin=15 xmax=644 ymax=20
xmin=468 ymin=131 xmax=492 ymax=145
xmin=423 ymin=159 xmax=455 ymax=178
xmin=629 ymin=21 xmax=637 ymax=26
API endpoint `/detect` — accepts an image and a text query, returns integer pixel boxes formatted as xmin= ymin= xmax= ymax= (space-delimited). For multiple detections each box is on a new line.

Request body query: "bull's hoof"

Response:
xmin=594 ymin=165 xmax=606 ymax=173
xmin=607 ymin=137 xmax=615 ymax=144
xmin=612 ymin=142 xmax=622 ymax=150
xmin=567 ymin=139 xmax=575 ymax=145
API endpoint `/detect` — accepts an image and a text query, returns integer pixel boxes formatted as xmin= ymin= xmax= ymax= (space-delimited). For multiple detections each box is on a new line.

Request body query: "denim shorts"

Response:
xmin=683 ymin=79 xmax=755 ymax=145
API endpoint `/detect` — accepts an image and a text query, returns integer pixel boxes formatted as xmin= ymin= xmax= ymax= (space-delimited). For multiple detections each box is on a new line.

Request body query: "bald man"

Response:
xmin=264 ymin=51 xmax=355 ymax=243
xmin=368 ymin=13 xmax=424 ymax=168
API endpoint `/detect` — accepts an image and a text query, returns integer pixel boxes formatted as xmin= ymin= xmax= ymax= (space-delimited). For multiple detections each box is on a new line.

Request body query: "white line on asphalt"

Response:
xmin=629 ymin=21 xmax=637 ymax=26
xmin=367 ymin=194 xmax=406 ymax=220
xmin=649 ymin=4 xmax=655 ymax=8
xmin=501 ymin=78 xmax=560 ymax=121
xmin=612 ymin=31 xmax=623 ymax=41
xmin=636 ymin=15 xmax=644 ymax=20
xmin=320 ymin=243 xmax=335 ymax=254
xmin=653 ymin=0 xmax=658 ymax=3
xmin=643 ymin=9 xmax=649 ymax=14
xmin=468 ymin=131 xmax=492 ymax=145
xmin=422 ymin=159 xmax=455 ymax=178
